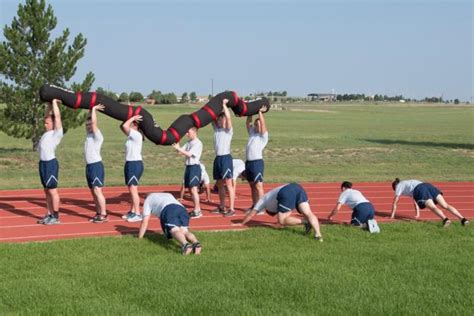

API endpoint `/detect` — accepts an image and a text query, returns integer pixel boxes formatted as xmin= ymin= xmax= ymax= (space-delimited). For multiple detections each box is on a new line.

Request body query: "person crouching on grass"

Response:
xmin=242 ymin=183 xmax=323 ymax=241
xmin=172 ymin=127 xmax=203 ymax=218
xmin=328 ymin=181 xmax=380 ymax=232
xmin=391 ymin=178 xmax=469 ymax=227
xmin=37 ymin=99 xmax=63 ymax=225
xmin=138 ymin=193 xmax=202 ymax=255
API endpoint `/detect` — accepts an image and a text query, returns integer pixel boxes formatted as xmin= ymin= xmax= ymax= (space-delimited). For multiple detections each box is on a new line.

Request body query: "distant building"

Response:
xmin=307 ymin=93 xmax=337 ymax=102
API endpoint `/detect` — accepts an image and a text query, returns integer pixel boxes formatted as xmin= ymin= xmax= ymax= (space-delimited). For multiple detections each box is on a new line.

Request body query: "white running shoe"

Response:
xmin=368 ymin=219 xmax=380 ymax=233
xmin=126 ymin=213 xmax=143 ymax=222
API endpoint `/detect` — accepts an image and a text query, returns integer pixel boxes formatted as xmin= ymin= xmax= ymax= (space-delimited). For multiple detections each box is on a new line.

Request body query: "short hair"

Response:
xmin=341 ymin=181 xmax=352 ymax=189
xmin=392 ymin=178 xmax=400 ymax=191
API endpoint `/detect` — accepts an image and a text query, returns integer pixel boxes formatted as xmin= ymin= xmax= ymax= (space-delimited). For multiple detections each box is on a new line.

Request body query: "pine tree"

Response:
xmin=0 ymin=0 xmax=95 ymax=150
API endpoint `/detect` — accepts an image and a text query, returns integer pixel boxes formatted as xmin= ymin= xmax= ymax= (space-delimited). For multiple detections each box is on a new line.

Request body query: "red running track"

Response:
xmin=0 ymin=182 xmax=473 ymax=243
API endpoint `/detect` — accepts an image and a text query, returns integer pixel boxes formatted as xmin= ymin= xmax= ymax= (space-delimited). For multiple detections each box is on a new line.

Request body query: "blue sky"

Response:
xmin=1 ymin=0 xmax=472 ymax=100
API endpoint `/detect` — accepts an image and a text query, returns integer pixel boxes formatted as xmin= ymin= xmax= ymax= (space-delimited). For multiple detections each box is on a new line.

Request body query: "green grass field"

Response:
xmin=0 ymin=102 xmax=473 ymax=189
xmin=1 ymin=103 xmax=473 ymax=314
xmin=1 ymin=223 xmax=473 ymax=314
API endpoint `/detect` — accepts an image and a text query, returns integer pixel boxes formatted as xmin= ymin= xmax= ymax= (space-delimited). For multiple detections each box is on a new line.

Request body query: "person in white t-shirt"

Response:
xmin=211 ymin=99 xmax=235 ymax=217
xmin=37 ymin=99 xmax=63 ymax=225
xmin=391 ymin=178 xmax=469 ymax=227
xmin=173 ymin=127 xmax=203 ymax=218
xmin=245 ymin=106 xmax=269 ymax=209
xmin=84 ymin=104 xmax=108 ymax=223
xmin=328 ymin=181 xmax=376 ymax=228
xmin=178 ymin=163 xmax=212 ymax=203
xmin=138 ymin=193 xmax=202 ymax=255
xmin=242 ymin=183 xmax=323 ymax=241
xmin=120 ymin=114 xmax=144 ymax=222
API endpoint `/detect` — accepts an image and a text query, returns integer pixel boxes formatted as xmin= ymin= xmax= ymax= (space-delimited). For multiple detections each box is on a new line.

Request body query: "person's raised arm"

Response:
xmin=222 ymin=99 xmax=232 ymax=130
xmin=328 ymin=203 xmax=343 ymax=220
xmin=391 ymin=196 xmax=400 ymax=219
xmin=138 ymin=215 xmax=150 ymax=238
xmin=258 ymin=110 xmax=267 ymax=135
xmin=90 ymin=104 xmax=105 ymax=134
xmin=51 ymin=99 xmax=62 ymax=130
xmin=121 ymin=115 xmax=142 ymax=136
xmin=246 ymin=115 xmax=253 ymax=133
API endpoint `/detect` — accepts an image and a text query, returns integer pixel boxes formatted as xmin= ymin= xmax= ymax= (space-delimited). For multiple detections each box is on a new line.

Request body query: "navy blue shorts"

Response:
xmin=184 ymin=164 xmax=202 ymax=188
xmin=86 ymin=161 xmax=105 ymax=189
xmin=213 ymin=154 xmax=233 ymax=180
xmin=351 ymin=202 xmax=375 ymax=226
xmin=160 ymin=204 xmax=190 ymax=239
xmin=276 ymin=183 xmax=309 ymax=213
xmin=413 ymin=183 xmax=442 ymax=209
xmin=245 ymin=159 xmax=264 ymax=183
xmin=124 ymin=161 xmax=144 ymax=186
xmin=39 ymin=159 xmax=59 ymax=189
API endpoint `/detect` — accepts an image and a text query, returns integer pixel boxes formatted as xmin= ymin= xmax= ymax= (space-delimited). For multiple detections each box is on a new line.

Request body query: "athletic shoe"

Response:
xmin=314 ymin=236 xmax=323 ymax=242
xmin=304 ymin=222 xmax=312 ymax=235
xmin=89 ymin=213 xmax=100 ymax=222
xmin=44 ymin=216 xmax=61 ymax=225
xmin=189 ymin=210 xmax=203 ymax=218
xmin=37 ymin=214 xmax=51 ymax=224
xmin=181 ymin=243 xmax=192 ymax=255
xmin=192 ymin=241 xmax=202 ymax=255
xmin=92 ymin=215 xmax=109 ymax=223
xmin=442 ymin=218 xmax=452 ymax=228
xmin=126 ymin=213 xmax=143 ymax=222
xmin=367 ymin=219 xmax=380 ymax=233
xmin=223 ymin=209 xmax=235 ymax=217
xmin=211 ymin=207 xmax=225 ymax=214
xmin=122 ymin=211 xmax=134 ymax=220
xmin=461 ymin=218 xmax=469 ymax=226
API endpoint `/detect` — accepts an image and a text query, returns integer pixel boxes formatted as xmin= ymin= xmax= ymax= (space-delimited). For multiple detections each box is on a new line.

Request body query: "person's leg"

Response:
xmin=255 ymin=181 xmax=264 ymax=203
xmin=128 ymin=185 xmax=140 ymax=214
xmin=184 ymin=229 xmax=202 ymax=255
xmin=178 ymin=184 xmax=185 ymax=201
xmin=277 ymin=211 xmax=304 ymax=226
xmin=217 ymin=179 xmax=226 ymax=209
xmin=424 ymin=199 xmax=451 ymax=227
xmin=225 ymin=178 xmax=235 ymax=210
xmin=94 ymin=187 xmax=107 ymax=216
xmin=49 ymin=188 xmax=60 ymax=214
xmin=248 ymin=182 xmax=257 ymax=207
xmin=44 ymin=188 xmax=52 ymax=215
xmin=171 ymin=228 xmax=192 ymax=255
xmin=189 ymin=186 xmax=201 ymax=212
xmin=435 ymin=195 xmax=465 ymax=220
xmin=298 ymin=202 xmax=322 ymax=238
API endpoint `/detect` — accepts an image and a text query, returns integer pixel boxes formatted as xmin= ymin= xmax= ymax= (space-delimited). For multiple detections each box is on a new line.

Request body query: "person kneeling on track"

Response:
xmin=241 ymin=183 xmax=323 ymax=241
xmin=391 ymin=178 xmax=469 ymax=227
xmin=328 ymin=181 xmax=380 ymax=233
xmin=138 ymin=193 xmax=202 ymax=255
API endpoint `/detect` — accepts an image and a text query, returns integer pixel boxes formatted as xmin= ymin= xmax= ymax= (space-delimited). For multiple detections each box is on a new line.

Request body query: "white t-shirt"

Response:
xmin=143 ymin=193 xmax=183 ymax=218
xmin=38 ymin=128 xmax=63 ymax=161
xmin=246 ymin=127 xmax=268 ymax=161
xmin=184 ymin=138 xmax=202 ymax=166
xmin=395 ymin=180 xmax=423 ymax=197
xmin=338 ymin=189 xmax=370 ymax=209
xmin=125 ymin=129 xmax=143 ymax=161
xmin=232 ymin=159 xmax=245 ymax=180
xmin=213 ymin=125 xmax=233 ymax=156
xmin=253 ymin=185 xmax=285 ymax=214
xmin=84 ymin=130 xmax=103 ymax=164
xmin=200 ymin=164 xmax=210 ymax=184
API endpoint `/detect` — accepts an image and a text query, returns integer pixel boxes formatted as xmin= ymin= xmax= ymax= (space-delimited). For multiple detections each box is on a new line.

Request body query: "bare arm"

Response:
xmin=246 ymin=116 xmax=253 ymax=132
xmin=90 ymin=104 xmax=105 ymax=134
xmin=51 ymin=99 xmax=62 ymax=130
xmin=222 ymin=99 xmax=232 ymax=130
xmin=138 ymin=215 xmax=150 ymax=238
xmin=328 ymin=203 xmax=343 ymax=220
xmin=258 ymin=111 xmax=267 ymax=134
xmin=413 ymin=201 xmax=420 ymax=218
xmin=391 ymin=196 xmax=400 ymax=219
xmin=121 ymin=115 xmax=142 ymax=136
xmin=172 ymin=143 xmax=194 ymax=158
xmin=242 ymin=209 xmax=257 ymax=225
